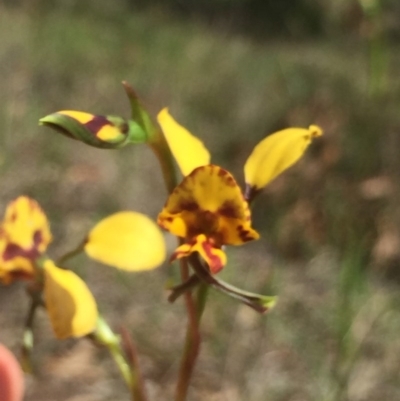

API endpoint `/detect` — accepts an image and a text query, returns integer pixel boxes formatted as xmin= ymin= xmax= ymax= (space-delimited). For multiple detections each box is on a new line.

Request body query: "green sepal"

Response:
xmin=188 ymin=255 xmax=277 ymax=314
xmin=39 ymin=112 xmax=147 ymax=149
xmin=122 ymin=81 xmax=158 ymax=141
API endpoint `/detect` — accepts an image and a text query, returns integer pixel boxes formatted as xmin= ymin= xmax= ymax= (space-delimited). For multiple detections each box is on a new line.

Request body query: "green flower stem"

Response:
xmin=175 ymin=257 xmax=208 ymax=401
xmin=94 ymin=316 xmax=148 ymax=401
xmin=149 ymin=136 xmax=177 ymax=194
xmin=56 ymin=240 xmax=86 ymax=266
xmin=123 ymin=81 xmax=177 ymax=194
xmin=21 ymin=287 xmax=43 ymax=373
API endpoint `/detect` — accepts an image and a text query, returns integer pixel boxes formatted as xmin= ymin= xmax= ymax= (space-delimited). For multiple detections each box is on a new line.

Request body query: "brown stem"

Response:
xmin=168 ymin=274 xmax=201 ymax=303
xmin=175 ymin=256 xmax=204 ymax=401
xmin=93 ymin=316 xmax=148 ymax=401
xmin=120 ymin=327 xmax=149 ymax=401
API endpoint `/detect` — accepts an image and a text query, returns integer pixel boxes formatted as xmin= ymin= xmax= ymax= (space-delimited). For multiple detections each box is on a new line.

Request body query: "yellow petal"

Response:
xmin=44 ymin=260 xmax=98 ymax=339
xmin=58 ymin=110 xmax=94 ymax=124
xmin=244 ymin=125 xmax=323 ymax=192
xmin=85 ymin=212 xmax=166 ymax=271
xmin=157 ymin=108 xmax=211 ymax=176
xmin=2 ymin=196 xmax=52 ymax=255
xmin=172 ymin=234 xmax=227 ymax=274
xmin=158 ymin=165 xmax=259 ymax=245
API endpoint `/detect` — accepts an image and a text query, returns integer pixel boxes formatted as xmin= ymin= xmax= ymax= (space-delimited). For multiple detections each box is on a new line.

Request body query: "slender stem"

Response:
xmin=56 ymin=240 xmax=85 ymax=266
xmin=120 ymin=326 xmax=149 ymax=401
xmin=168 ymin=274 xmax=201 ymax=303
xmin=145 ymin=113 xmax=206 ymax=400
xmin=21 ymin=290 xmax=42 ymax=373
xmin=175 ymin=257 xmax=208 ymax=401
xmin=127 ymin=84 xmax=207 ymax=400
xmin=94 ymin=316 xmax=148 ymax=401
xmin=108 ymin=340 xmax=133 ymax=387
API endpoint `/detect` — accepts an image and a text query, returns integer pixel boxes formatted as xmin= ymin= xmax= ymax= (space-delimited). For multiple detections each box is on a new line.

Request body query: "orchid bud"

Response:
xmin=39 ymin=110 xmax=147 ymax=149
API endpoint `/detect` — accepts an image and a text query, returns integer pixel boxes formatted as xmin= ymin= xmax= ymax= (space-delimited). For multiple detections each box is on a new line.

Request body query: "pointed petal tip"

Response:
xmin=309 ymin=125 xmax=323 ymax=137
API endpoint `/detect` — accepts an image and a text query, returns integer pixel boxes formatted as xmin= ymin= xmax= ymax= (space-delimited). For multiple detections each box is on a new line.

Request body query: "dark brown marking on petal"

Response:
xmin=33 ymin=230 xmax=43 ymax=248
xmin=3 ymin=243 xmax=40 ymax=261
xmin=3 ymin=230 xmax=43 ymax=261
xmin=120 ymin=122 xmax=129 ymax=134
xmin=217 ymin=168 xmax=228 ymax=177
xmin=218 ymin=201 xmax=240 ymax=219
xmin=6 ymin=270 xmax=35 ymax=282
xmin=10 ymin=212 xmax=17 ymax=222
xmin=188 ymin=237 xmax=198 ymax=246
xmin=225 ymin=176 xmax=236 ymax=187
xmin=84 ymin=115 xmax=112 ymax=135
xmin=237 ymin=225 xmax=255 ymax=242
xmin=179 ymin=200 xmax=199 ymax=212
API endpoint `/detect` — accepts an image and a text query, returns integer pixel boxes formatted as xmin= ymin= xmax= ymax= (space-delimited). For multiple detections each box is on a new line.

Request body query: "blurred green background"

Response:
xmin=1 ymin=0 xmax=400 ymax=400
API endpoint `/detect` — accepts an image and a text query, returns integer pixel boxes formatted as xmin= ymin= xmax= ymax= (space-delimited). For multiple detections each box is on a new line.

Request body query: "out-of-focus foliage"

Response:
xmin=3 ymin=0 xmax=400 ymax=39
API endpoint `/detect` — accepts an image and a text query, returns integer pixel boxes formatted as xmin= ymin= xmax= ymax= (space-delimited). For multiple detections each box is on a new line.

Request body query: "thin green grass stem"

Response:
xmin=94 ymin=317 xmax=148 ymax=401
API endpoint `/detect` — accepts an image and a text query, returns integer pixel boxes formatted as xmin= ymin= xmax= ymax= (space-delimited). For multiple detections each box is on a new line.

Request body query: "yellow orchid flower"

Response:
xmin=0 ymin=197 xmax=51 ymax=284
xmin=0 ymin=197 xmax=97 ymax=339
xmin=157 ymin=108 xmax=322 ymax=273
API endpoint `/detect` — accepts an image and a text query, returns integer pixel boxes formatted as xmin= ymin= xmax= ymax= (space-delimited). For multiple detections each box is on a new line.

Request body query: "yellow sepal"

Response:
xmin=157 ymin=108 xmax=211 ymax=176
xmin=244 ymin=125 xmax=322 ymax=190
xmin=44 ymin=260 xmax=98 ymax=339
xmin=85 ymin=212 xmax=166 ymax=271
